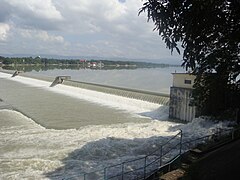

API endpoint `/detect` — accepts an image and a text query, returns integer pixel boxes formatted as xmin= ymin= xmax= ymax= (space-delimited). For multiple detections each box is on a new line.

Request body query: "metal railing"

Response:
xmin=69 ymin=130 xmax=183 ymax=180
xmin=182 ymin=127 xmax=240 ymax=151
xmin=2 ymin=70 xmax=239 ymax=179
xmin=72 ymin=127 xmax=240 ymax=180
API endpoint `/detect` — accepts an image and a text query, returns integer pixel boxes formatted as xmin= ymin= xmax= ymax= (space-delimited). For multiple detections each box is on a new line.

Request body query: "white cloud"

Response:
xmin=1 ymin=0 xmax=63 ymax=30
xmin=0 ymin=23 xmax=10 ymax=41
xmin=0 ymin=0 xmax=181 ymax=63
xmin=52 ymin=0 xmax=128 ymax=34
xmin=20 ymin=29 xmax=64 ymax=43
xmin=6 ymin=0 xmax=63 ymax=20
xmin=103 ymin=1 xmax=127 ymax=22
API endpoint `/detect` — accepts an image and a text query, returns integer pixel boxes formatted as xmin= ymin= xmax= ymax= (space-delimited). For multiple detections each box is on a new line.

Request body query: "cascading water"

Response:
xmin=63 ymin=79 xmax=170 ymax=105
xmin=0 ymin=71 xmax=231 ymax=179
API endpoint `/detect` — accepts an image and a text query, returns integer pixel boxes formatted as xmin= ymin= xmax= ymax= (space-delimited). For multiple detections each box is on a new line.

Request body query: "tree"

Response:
xmin=139 ymin=0 xmax=240 ymax=119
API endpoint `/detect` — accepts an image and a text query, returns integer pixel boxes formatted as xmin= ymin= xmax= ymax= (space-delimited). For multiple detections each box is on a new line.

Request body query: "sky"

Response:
xmin=0 ymin=0 xmax=181 ymax=64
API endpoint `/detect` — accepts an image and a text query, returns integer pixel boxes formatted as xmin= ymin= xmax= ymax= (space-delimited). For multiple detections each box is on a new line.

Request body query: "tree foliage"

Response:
xmin=140 ymin=0 xmax=240 ymax=119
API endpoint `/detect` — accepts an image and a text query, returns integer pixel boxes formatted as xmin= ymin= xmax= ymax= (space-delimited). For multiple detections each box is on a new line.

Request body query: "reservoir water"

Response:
xmin=22 ymin=66 xmax=185 ymax=94
xmin=0 ymin=67 xmax=226 ymax=179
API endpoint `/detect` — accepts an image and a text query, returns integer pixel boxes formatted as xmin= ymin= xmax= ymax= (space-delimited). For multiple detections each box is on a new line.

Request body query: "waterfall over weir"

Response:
xmin=63 ymin=80 xmax=170 ymax=105
xmin=1 ymin=70 xmax=170 ymax=105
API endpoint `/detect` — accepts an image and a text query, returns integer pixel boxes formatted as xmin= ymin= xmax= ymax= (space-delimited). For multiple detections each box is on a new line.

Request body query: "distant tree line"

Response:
xmin=0 ymin=56 xmax=81 ymax=65
xmin=0 ymin=56 xmax=177 ymax=68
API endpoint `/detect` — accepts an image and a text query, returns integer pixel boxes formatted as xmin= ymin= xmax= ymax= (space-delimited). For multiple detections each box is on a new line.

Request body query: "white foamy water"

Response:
xmin=0 ymin=72 xmax=162 ymax=118
xmin=0 ymin=109 xmax=177 ymax=179
xmin=0 ymin=72 xmax=232 ymax=179
xmin=0 ymin=109 xmax=231 ymax=179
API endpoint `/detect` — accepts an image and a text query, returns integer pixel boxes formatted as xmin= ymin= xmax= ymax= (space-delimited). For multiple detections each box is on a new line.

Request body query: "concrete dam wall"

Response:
xmin=1 ymin=70 xmax=170 ymax=105
xmin=63 ymin=80 xmax=170 ymax=105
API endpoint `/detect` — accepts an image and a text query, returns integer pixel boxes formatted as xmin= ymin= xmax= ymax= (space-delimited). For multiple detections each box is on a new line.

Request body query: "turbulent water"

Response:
xmin=0 ymin=72 xmax=230 ymax=179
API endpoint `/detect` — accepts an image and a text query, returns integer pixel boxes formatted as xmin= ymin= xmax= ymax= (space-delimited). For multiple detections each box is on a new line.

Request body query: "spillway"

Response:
xmin=0 ymin=71 xmax=169 ymax=129
xmin=63 ymin=80 xmax=169 ymax=105
xmin=1 ymin=69 xmax=170 ymax=105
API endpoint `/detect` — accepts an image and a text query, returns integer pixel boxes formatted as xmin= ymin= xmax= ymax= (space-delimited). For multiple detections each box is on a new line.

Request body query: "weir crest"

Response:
xmin=63 ymin=80 xmax=170 ymax=105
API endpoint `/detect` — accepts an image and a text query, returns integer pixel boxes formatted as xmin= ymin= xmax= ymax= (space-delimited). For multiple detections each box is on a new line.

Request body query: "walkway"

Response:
xmin=186 ymin=138 xmax=240 ymax=180
xmin=159 ymin=139 xmax=240 ymax=180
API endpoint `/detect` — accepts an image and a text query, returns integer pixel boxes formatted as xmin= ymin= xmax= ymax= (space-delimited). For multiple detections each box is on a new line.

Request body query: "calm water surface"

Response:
xmin=25 ymin=66 xmax=184 ymax=94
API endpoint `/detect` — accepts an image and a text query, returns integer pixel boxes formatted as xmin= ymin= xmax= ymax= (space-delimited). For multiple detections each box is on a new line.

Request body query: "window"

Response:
xmin=184 ymin=79 xmax=192 ymax=84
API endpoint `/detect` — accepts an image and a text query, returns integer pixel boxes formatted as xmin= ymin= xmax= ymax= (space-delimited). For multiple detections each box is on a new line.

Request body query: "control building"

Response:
xmin=169 ymin=73 xmax=196 ymax=122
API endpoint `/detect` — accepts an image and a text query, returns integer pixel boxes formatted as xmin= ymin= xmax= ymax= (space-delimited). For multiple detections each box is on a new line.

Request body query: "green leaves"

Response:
xmin=140 ymin=0 xmax=240 ymax=119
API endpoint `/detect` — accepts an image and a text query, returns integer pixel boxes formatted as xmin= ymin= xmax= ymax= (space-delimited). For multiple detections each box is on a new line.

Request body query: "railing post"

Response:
xmin=179 ymin=130 xmax=183 ymax=155
xmin=104 ymin=167 xmax=107 ymax=180
xmin=84 ymin=173 xmax=86 ymax=180
xmin=159 ymin=145 xmax=162 ymax=167
xmin=168 ymin=163 xmax=171 ymax=172
xmin=144 ymin=156 xmax=147 ymax=179
xmin=121 ymin=162 xmax=124 ymax=180
xmin=232 ymin=129 xmax=235 ymax=140
xmin=218 ymin=128 xmax=221 ymax=138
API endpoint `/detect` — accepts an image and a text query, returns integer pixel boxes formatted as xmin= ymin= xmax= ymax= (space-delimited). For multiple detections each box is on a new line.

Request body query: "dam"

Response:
xmin=3 ymin=69 xmax=170 ymax=105
xmin=62 ymin=80 xmax=169 ymax=105
xmin=0 ymin=70 xmax=169 ymax=129
xmin=0 ymin=70 xmax=229 ymax=179
xmin=0 ymin=70 xmax=174 ymax=178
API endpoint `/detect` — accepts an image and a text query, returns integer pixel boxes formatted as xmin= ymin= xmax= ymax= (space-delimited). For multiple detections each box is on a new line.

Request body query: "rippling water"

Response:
xmin=0 ymin=71 xmax=178 ymax=179
xmin=0 ymin=70 xmax=228 ymax=179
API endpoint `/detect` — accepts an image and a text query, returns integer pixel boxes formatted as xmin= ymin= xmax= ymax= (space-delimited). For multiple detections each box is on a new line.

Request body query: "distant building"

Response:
xmin=97 ymin=61 xmax=104 ymax=68
xmin=91 ymin=62 xmax=97 ymax=68
xmin=169 ymin=73 xmax=196 ymax=122
xmin=87 ymin=62 xmax=91 ymax=68
xmin=80 ymin=59 xmax=86 ymax=63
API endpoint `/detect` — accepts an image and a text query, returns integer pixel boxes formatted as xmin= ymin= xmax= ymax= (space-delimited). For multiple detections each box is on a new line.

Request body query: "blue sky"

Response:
xmin=0 ymin=0 xmax=181 ymax=64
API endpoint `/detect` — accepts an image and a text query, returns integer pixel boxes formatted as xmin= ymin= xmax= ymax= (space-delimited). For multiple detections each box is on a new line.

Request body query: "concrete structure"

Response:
xmin=169 ymin=73 xmax=196 ymax=122
xmin=50 ymin=76 xmax=71 ymax=87
xmin=12 ymin=70 xmax=24 ymax=77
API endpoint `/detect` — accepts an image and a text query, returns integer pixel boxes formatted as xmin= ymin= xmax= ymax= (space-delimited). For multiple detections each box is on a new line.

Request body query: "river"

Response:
xmin=0 ymin=67 xmax=226 ymax=179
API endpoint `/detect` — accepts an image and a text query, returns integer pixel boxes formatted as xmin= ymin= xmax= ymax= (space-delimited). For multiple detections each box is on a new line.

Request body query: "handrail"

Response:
xmin=78 ymin=130 xmax=182 ymax=179
xmin=182 ymin=127 xmax=235 ymax=148
xmin=153 ymin=127 xmax=240 ymax=180
xmin=77 ymin=127 xmax=240 ymax=180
